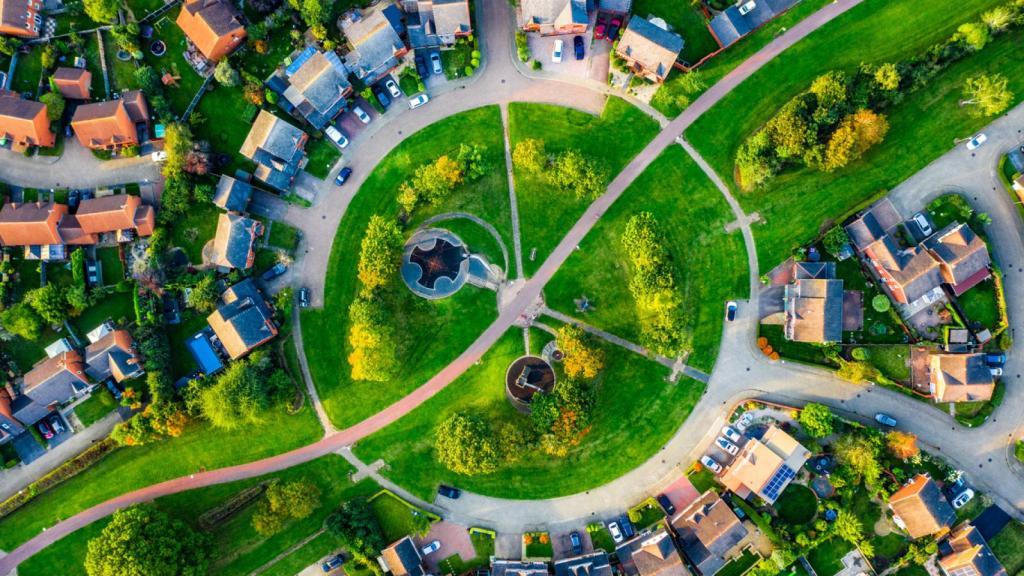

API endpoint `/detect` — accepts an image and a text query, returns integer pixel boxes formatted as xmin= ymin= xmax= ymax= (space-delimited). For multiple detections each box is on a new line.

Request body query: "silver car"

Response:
xmin=352 ymin=106 xmax=371 ymax=124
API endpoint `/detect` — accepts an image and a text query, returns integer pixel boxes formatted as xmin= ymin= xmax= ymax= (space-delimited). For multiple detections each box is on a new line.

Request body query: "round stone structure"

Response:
xmin=401 ymin=228 xmax=470 ymax=299
xmin=505 ymin=355 xmax=556 ymax=413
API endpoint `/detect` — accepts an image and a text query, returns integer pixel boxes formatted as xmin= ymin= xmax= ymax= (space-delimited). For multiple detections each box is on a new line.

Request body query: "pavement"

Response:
xmin=0 ymin=138 xmax=160 ymax=189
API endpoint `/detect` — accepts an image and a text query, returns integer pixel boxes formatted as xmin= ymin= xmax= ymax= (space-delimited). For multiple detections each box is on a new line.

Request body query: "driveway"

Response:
xmin=418 ymin=521 xmax=477 ymax=572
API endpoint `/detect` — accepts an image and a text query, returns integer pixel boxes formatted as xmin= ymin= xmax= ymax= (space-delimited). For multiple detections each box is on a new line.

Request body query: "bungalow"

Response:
xmin=670 ymin=491 xmax=749 ymax=576
xmin=70 ymin=91 xmax=150 ymax=151
xmin=783 ymin=262 xmax=851 ymax=343
xmin=889 ymin=473 xmax=956 ymax=539
xmin=239 ymin=110 xmax=308 ymax=192
xmin=406 ymin=0 xmax=472 ymax=49
xmin=923 ymin=222 xmax=991 ymax=296
xmin=491 ymin=560 xmax=550 ymax=576
xmin=0 ymin=91 xmax=55 ymax=151
xmin=176 ymin=0 xmax=246 ymax=62
xmin=274 ymin=47 xmax=352 ymax=130
xmin=207 ymin=278 xmax=278 ymax=359
xmin=210 ymin=212 xmax=262 ymax=270
xmin=615 ymin=16 xmax=684 ymax=84
xmin=0 ymin=0 xmax=42 ymax=38
xmin=554 ymin=551 xmax=613 ymax=576
xmin=708 ymin=0 xmax=799 ymax=49
xmin=938 ymin=524 xmax=1007 ymax=576
xmin=84 ymin=329 xmax=144 ymax=383
xmin=719 ymin=425 xmax=810 ymax=505
xmin=213 ymin=174 xmax=253 ymax=213
xmin=52 ymin=67 xmax=92 ymax=100
xmin=617 ymin=529 xmax=689 ymax=576
xmin=929 ymin=352 xmax=995 ymax=403
xmin=380 ymin=536 xmax=427 ymax=576
xmin=520 ymin=0 xmax=588 ymax=36
xmin=340 ymin=4 xmax=409 ymax=84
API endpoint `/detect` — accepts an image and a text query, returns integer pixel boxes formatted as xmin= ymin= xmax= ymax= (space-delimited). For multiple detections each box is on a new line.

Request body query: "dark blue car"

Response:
xmin=261 ymin=263 xmax=287 ymax=282
xmin=335 ymin=166 xmax=353 ymax=185
xmin=573 ymin=35 xmax=584 ymax=60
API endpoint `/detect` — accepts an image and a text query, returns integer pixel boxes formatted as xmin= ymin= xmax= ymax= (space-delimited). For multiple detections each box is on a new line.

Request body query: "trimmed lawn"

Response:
xmin=716 ymin=550 xmax=759 ymax=576
xmin=96 ymin=246 xmax=124 ymax=285
xmin=71 ymin=291 xmax=134 ymax=335
xmin=509 ymin=98 xmax=660 ymax=277
xmin=545 ymin=145 xmax=748 ymax=371
xmin=73 ymin=388 xmax=118 ymax=427
xmin=807 ymin=538 xmax=854 ymax=576
xmin=759 ymin=324 xmax=830 ymax=366
xmin=437 ymin=533 xmax=494 ymax=575
xmin=991 ymin=521 xmax=1024 ymax=575
xmin=171 ymin=202 xmax=220 ymax=265
xmin=354 ymin=328 xmax=701 ymax=499
xmin=369 ymin=491 xmax=428 ymax=543
xmin=687 ymin=468 xmax=719 ymax=493
xmin=774 ymin=483 xmax=817 ymax=526
xmin=191 ymin=83 xmax=255 ymax=173
xmin=267 ymin=221 xmax=301 ymax=253
xmin=866 ymin=345 xmax=911 ymax=382
xmin=103 ymin=31 xmax=140 ymax=92
xmin=631 ymin=0 xmax=717 ymax=64
xmin=304 ymin=137 xmax=342 ymax=179
xmin=259 ymin=531 xmax=345 ymax=576
xmin=18 ymin=520 xmax=103 ymax=576
xmin=142 ymin=16 xmax=207 ymax=115
xmin=685 ymin=0 xmax=1020 ymax=269
xmin=11 ymin=48 xmax=43 ymax=95
xmin=958 ymin=279 xmax=999 ymax=331
xmin=123 ymin=0 xmax=167 ymax=19
xmin=301 ymin=106 xmax=509 ymax=429
xmin=869 ymin=533 xmax=907 ymax=565
xmin=834 ymin=257 xmax=907 ymax=344
xmin=0 ymin=405 xmax=323 ymax=551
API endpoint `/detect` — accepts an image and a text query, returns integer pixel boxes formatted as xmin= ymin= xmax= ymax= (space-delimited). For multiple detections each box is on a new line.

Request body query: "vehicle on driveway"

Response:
xmin=716 ymin=437 xmax=739 ymax=455
xmin=261 ymin=263 xmax=287 ymax=281
xmin=438 ymin=484 xmax=462 ymax=499
xmin=721 ymin=425 xmax=741 ymax=443
xmin=573 ymin=35 xmax=584 ymax=60
xmin=735 ymin=412 xmax=754 ymax=432
xmin=151 ymin=151 xmax=167 ymax=162
xmin=608 ymin=521 xmax=624 ymax=543
xmin=912 ymin=212 xmax=932 ymax=236
xmin=430 ymin=51 xmax=443 ymax=75
xmin=569 ymin=531 xmax=582 ymax=555
xmin=37 ymin=420 xmax=54 ymax=440
xmin=299 ymin=287 xmax=310 ymax=308
xmin=409 ymin=94 xmax=430 ymax=109
xmin=552 ymin=39 xmax=564 ymax=63
xmin=986 ymin=353 xmax=1007 ymax=366
xmin=952 ymin=488 xmax=975 ymax=509
xmin=321 ymin=554 xmax=345 ymax=572
xmin=325 ymin=126 xmax=350 ymax=148
xmin=106 ymin=380 xmax=123 ymax=401
xmin=609 ymin=17 xmax=622 ymax=40
xmin=656 ymin=494 xmax=675 ymax=516
xmin=415 ymin=53 xmax=429 ymax=77
xmin=990 ymin=367 xmax=1003 ymax=377
xmin=700 ymin=455 xmax=722 ymax=473
xmin=595 ymin=18 xmax=607 ymax=39
xmin=875 ymin=413 xmax=898 ymax=427
xmin=352 ymin=106 xmax=371 ymax=124
xmin=726 ymin=301 xmax=737 ymax=321
xmin=335 ymin=166 xmax=353 ymax=185
xmin=385 ymin=79 xmax=402 ymax=98
xmin=49 ymin=415 xmax=65 ymax=435
xmin=421 ymin=540 xmax=441 ymax=556
xmin=375 ymin=88 xmax=391 ymax=108
xmin=966 ymin=133 xmax=987 ymax=150
xmin=619 ymin=516 xmax=635 ymax=538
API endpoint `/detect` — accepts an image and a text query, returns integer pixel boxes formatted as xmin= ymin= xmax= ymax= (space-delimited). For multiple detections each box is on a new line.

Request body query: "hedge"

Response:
xmin=0 ymin=438 xmax=119 ymax=519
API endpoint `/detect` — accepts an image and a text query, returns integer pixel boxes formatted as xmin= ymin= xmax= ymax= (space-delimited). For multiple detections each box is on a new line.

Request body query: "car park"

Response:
xmin=438 ymin=484 xmax=462 ymax=499
xmin=385 ymin=79 xmax=402 ymax=99
xmin=986 ymin=353 xmax=1006 ymax=366
xmin=299 ymin=287 xmax=310 ymax=308
xmin=609 ymin=18 xmax=622 ymax=40
xmin=352 ymin=106 xmax=371 ymax=124
xmin=375 ymin=89 xmax=391 ymax=108
xmin=952 ymin=488 xmax=975 ymax=509
xmin=573 ymin=35 xmax=584 ymax=60
xmin=321 ymin=554 xmax=345 ymax=572
xmin=608 ymin=521 xmax=624 ymax=543
xmin=552 ymin=39 xmax=564 ymax=63
xmin=37 ymin=420 xmax=54 ymax=440
xmin=430 ymin=52 xmax=443 ymax=75
xmin=912 ymin=212 xmax=932 ymax=236
xmin=990 ymin=367 xmax=1003 ymax=377
xmin=335 ymin=167 xmax=353 ymax=185
xmin=421 ymin=540 xmax=441 ymax=556
xmin=656 ymin=494 xmax=675 ymax=516
xmin=700 ymin=455 xmax=722 ymax=473
xmin=261 ymin=263 xmax=287 ymax=281
xmin=721 ymin=425 xmax=741 ymax=443
xmin=875 ymin=413 xmax=898 ymax=427
xmin=716 ymin=437 xmax=739 ymax=455
xmin=570 ymin=531 xmax=583 ymax=555
xmin=409 ymin=94 xmax=430 ymax=109
xmin=325 ymin=126 xmax=350 ymax=148
xmin=966 ymin=133 xmax=987 ymax=150
xmin=726 ymin=301 xmax=737 ymax=321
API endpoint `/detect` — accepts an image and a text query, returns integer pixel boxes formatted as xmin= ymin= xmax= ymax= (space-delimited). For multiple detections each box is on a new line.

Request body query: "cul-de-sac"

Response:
xmin=2 ymin=0 xmax=1024 ymax=575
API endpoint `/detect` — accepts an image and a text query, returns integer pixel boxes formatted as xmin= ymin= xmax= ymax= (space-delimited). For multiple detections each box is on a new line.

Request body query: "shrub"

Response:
xmin=851 ymin=347 xmax=867 ymax=361
xmin=0 ymin=438 xmax=118 ymax=518
xmin=871 ymin=294 xmax=891 ymax=312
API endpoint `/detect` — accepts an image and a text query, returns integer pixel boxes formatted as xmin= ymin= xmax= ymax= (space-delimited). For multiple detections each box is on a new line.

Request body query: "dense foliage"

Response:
xmin=251 ymin=479 xmax=321 ymax=536
xmin=85 ymin=505 xmax=210 ymax=576
xmin=556 ymin=324 xmax=605 ymax=380
xmin=621 ymin=212 xmax=684 ymax=355
xmin=325 ymin=498 xmax=386 ymax=572
xmin=435 ymin=413 xmax=501 ymax=475
xmin=194 ymin=351 xmax=291 ymax=429
xmin=798 ymin=403 xmax=834 ymax=438
xmin=356 ymin=215 xmax=404 ymax=296
xmin=397 ymin=144 xmax=487 ymax=214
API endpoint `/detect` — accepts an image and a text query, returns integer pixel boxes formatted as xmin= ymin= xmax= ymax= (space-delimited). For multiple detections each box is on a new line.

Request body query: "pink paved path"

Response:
xmin=0 ymin=1 xmax=861 ymax=571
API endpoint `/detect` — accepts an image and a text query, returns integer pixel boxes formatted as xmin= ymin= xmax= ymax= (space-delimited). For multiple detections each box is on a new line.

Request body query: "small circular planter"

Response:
xmin=116 ymin=50 xmax=131 ymax=61
xmin=149 ymin=40 xmax=167 ymax=57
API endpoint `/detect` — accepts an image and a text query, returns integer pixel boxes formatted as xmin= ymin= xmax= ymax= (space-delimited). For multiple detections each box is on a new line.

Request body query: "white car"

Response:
xmin=420 ymin=540 xmax=441 ymax=556
xmin=552 ymin=39 xmax=564 ymax=63
xmin=700 ymin=455 xmax=722 ymax=474
xmin=721 ymin=425 xmax=741 ymax=443
xmin=608 ymin=521 xmax=624 ymax=543
xmin=430 ymin=52 xmax=443 ymax=75
xmin=716 ymin=437 xmax=739 ymax=455
xmin=952 ymin=489 xmax=975 ymax=509
xmin=990 ymin=367 xmax=1004 ymax=377
xmin=735 ymin=412 xmax=754 ymax=432
xmin=151 ymin=151 xmax=167 ymax=162
xmin=966 ymin=133 xmax=987 ymax=150
xmin=385 ymin=79 xmax=402 ymax=98
xmin=912 ymin=212 xmax=932 ymax=236
xmin=325 ymin=126 xmax=349 ymax=148
xmin=352 ymin=106 xmax=371 ymax=124
xmin=409 ymin=94 xmax=430 ymax=110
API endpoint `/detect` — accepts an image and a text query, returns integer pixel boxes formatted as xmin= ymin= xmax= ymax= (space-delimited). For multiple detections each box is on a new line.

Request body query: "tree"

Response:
xmin=198 ymin=352 xmax=286 ymax=428
xmin=39 ymin=91 xmax=65 ymax=123
xmin=955 ymin=21 xmax=991 ymax=50
xmin=557 ymin=324 xmax=604 ymax=380
xmin=982 ymin=6 xmax=1014 ymax=32
xmin=162 ymin=123 xmax=193 ymax=180
xmin=512 ymin=138 xmax=546 ymax=172
xmin=357 ymin=215 xmax=404 ymax=295
xmin=765 ymin=100 xmax=812 ymax=159
xmin=40 ymin=44 xmax=57 ymax=69
xmin=873 ymin=62 xmax=900 ymax=91
xmin=0 ymin=303 xmax=43 ymax=340
xmin=83 ymin=0 xmax=120 ymax=23
xmin=298 ymin=0 xmax=325 ymax=26
xmin=822 ymin=226 xmax=849 ymax=256
xmin=85 ymin=505 xmax=210 ymax=576
xmin=887 ymin=431 xmax=919 ymax=459
xmin=871 ymin=294 xmax=890 ymax=312
xmin=798 ymin=403 xmax=833 ymax=438
xmin=547 ymin=149 xmax=605 ymax=201
xmin=186 ymin=273 xmax=219 ymax=312
xmin=823 ymin=110 xmax=888 ymax=171
xmin=347 ymin=298 xmax=399 ymax=382
xmin=457 ymin=143 xmax=488 ymax=181
xmin=735 ymin=130 xmax=776 ymax=189
xmin=435 ymin=413 xmax=500 ymax=475
xmin=26 ymin=284 xmax=67 ymax=325
xmin=252 ymin=479 xmax=322 ymax=536
xmin=835 ymin=434 xmax=882 ymax=486
xmin=0 ymin=36 xmax=22 ymax=57
xmin=809 ymin=71 xmax=848 ymax=124
xmin=833 ymin=510 xmax=864 ymax=545
xmin=66 ymin=284 xmax=89 ymax=316
xmin=961 ymin=74 xmax=1013 ymax=117
xmin=214 ymin=59 xmax=239 ymax=86
xmin=325 ymin=498 xmax=387 ymax=564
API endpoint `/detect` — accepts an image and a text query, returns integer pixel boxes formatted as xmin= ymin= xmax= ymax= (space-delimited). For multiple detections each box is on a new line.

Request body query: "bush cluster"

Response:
xmin=0 ymin=438 xmax=118 ymax=519
xmin=621 ymin=212 xmax=685 ymax=355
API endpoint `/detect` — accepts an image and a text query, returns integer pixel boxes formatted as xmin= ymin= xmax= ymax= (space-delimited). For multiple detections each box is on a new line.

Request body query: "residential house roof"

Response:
xmin=0 ymin=92 xmax=55 ymax=149
xmin=381 ymin=536 xmax=426 ymax=576
xmin=239 ymin=110 xmax=307 ymax=192
xmin=340 ymin=4 xmax=407 ymax=81
xmin=670 ymin=491 xmax=748 ymax=576
xmin=71 ymin=93 xmax=148 ymax=149
xmin=10 ymin=394 xmax=49 ymax=427
xmin=923 ymin=222 xmax=991 ymax=295
xmin=52 ymin=67 xmax=92 ymax=100
xmin=0 ymin=389 xmax=25 ymax=434
xmin=0 ymin=0 xmax=41 ymax=37
xmin=57 ymin=214 xmax=97 ymax=245
xmin=213 ymin=174 xmax=253 ymax=213
xmin=282 ymin=49 xmax=351 ymax=129
xmin=0 ymin=201 xmax=66 ymax=246
xmin=520 ymin=0 xmax=588 ymax=28
xmin=22 ymin=350 xmax=90 ymax=409
xmin=719 ymin=425 xmax=810 ymax=504
xmin=889 ymin=474 xmax=956 ymax=539
xmin=177 ymin=0 xmax=246 ymax=61
xmin=784 ymin=278 xmax=844 ymax=343
xmin=864 ymin=235 xmax=943 ymax=305
xmin=84 ymin=329 xmax=144 ymax=383
xmin=930 ymin=353 xmax=994 ymax=403
xmin=793 ymin=261 xmax=835 ymax=280
xmin=554 ymin=551 xmax=613 ymax=576
xmin=75 ymin=194 xmax=154 ymax=237
xmin=491 ymin=560 xmax=550 ymax=576
xmin=597 ymin=0 xmax=631 ymax=14
xmin=709 ymin=0 xmax=797 ymax=48
xmin=616 ymin=16 xmax=683 ymax=80
xmin=844 ymin=198 xmax=902 ymax=252
xmin=211 ymin=212 xmax=262 ymax=270
xmin=408 ymin=0 xmax=472 ymax=48
xmin=627 ymin=530 xmax=688 ymax=576
xmin=207 ymin=278 xmax=277 ymax=359
xmin=938 ymin=524 xmax=1007 ymax=576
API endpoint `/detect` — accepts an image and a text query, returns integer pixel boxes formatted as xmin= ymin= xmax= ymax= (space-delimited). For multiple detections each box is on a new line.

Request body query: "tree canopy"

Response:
xmin=83 ymin=0 xmax=119 ymax=23
xmin=798 ymin=403 xmax=834 ymax=438
xmin=435 ymin=412 xmax=500 ymax=475
xmin=962 ymin=73 xmax=1013 ymax=117
xmin=835 ymin=433 xmax=882 ymax=487
xmin=85 ymin=505 xmax=210 ymax=576
xmin=252 ymin=479 xmax=322 ymax=536
xmin=197 ymin=352 xmax=289 ymax=428
xmin=557 ymin=324 xmax=605 ymax=380
xmin=325 ymin=498 xmax=387 ymax=565
xmin=357 ymin=215 xmax=404 ymax=296
xmin=0 ymin=303 xmax=43 ymax=340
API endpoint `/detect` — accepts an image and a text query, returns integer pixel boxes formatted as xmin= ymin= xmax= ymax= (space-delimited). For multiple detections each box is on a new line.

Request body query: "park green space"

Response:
xmin=354 ymin=327 xmax=705 ymax=499
xmin=685 ymin=0 xmax=1019 ymax=268
xmin=544 ymin=146 xmax=748 ymax=372
xmin=301 ymin=106 xmax=510 ymax=429
xmin=508 ymin=98 xmax=660 ymax=277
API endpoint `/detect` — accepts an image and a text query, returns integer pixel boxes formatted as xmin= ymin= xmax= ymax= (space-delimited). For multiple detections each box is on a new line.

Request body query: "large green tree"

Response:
xmin=435 ymin=413 xmax=500 ymax=475
xmin=798 ymin=403 xmax=834 ymax=438
xmin=83 ymin=0 xmax=120 ymax=23
xmin=512 ymin=138 xmax=546 ymax=172
xmin=347 ymin=297 xmax=399 ymax=382
xmin=252 ymin=479 xmax=322 ymax=536
xmin=185 ymin=273 xmax=219 ymax=312
xmin=162 ymin=123 xmax=193 ymax=180
xmin=556 ymin=324 xmax=604 ymax=380
xmin=325 ymin=498 xmax=387 ymax=568
xmin=85 ymin=505 xmax=210 ymax=576
xmin=26 ymin=284 xmax=67 ymax=325
xmin=198 ymin=352 xmax=287 ymax=428
xmin=835 ymin=434 xmax=882 ymax=487
xmin=357 ymin=215 xmax=404 ymax=296
xmin=0 ymin=303 xmax=43 ymax=340
xmin=961 ymin=73 xmax=1013 ymax=117
xmin=40 ymin=92 xmax=65 ymax=122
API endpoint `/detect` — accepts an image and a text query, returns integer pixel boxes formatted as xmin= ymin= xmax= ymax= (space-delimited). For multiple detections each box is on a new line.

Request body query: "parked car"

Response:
xmin=68 ymin=189 xmax=80 ymax=208
xmin=912 ymin=212 xmax=932 ymax=236
xmin=82 ymin=189 xmax=94 ymax=201
xmin=321 ymin=554 xmax=345 ymax=573
xmin=656 ymin=494 xmax=675 ymax=516
xmin=573 ymin=35 xmax=584 ymax=60
xmin=299 ymin=287 xmax=310 ymax=308
xmin=430 ymin=51 xmax=443 ymax=75
xmin=721 ymin=425 xmax=741 ymax=443
xmin=421 ymin=540 xmax=441 ymax=556
xmin=151 ymin=151 xmax=167 ymax=162
xmin=716 ymin=437 xmax=739 ymax=455
xmin=619 ymin=516 xmax=635 ymax=538
xmin=700 ymin=455 xmax=722 ymax=473
xmin=385 ymin=79 xmax=402 ymax=98
xmin=37 ymin=420 xmax=54 ymax=440
xmin=952 ymin=488 xmax=975 ymax=509
xmin=725 ymin=301 xmax=737 ymax=321
xmin=990 ymin=367 xmax=1004 ymax=377
xmin=569 ymin=531 xmax=583 ymax=555
xmin=375 ymin=88 xmax=391 ymax=108
xmin=415 ymin=53 xmax=429 ymax=78
xmin=438 ymin=484 xmax=462 ymax=499
xmin=409 ymin=94 xmax=430 ymax=110
xmin=986 ymin=353 xmax=1007 ymax=366
xmin=353 ymin=106 xmax=371 ymax=124
xmin=875 ymin=413 xmax=898 ymax=427
xmin=608 ymin=18 xmax=622 ymax=40
xmin=261 ymin=263 xmax=287 ymax=281
xmin=49 ymin=415 xmax=65 ymax=435
xmin=335 ymin=166 xmax=353 ymax=186
xmin=106 ymin=380 xmax=123 ymax=401
xmin=552 ymin=39 xmax=564 ymax=63
xmin=735 ymin=412 xmax=754 ymax=432
xmin=966 ymin=133 xmax=987 ymax=150
xmin=595 ymin=18 xmax=607 ymax=39
xmin=608 ymin=521 xmax=624 ymax=543
xmin=325 ymin=126 xmax=350 ymax=148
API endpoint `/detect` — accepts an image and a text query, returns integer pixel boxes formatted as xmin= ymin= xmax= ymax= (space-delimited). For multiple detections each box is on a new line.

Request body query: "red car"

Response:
xmin=595 ymin=20 xmax=607 ymax=39
xmin=37 ymin=420 xmax=54 ymax=440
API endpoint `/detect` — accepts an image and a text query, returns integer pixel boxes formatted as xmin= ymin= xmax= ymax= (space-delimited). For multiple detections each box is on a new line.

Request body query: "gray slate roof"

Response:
xmin=212 ymin=213 xmax=261 ymax=269
xmin=341 ymin=5 xmax=406 ymax=82
xmin=239 ymin=110 xmax=306 ymax=191
xmin=554 ymin=552 xmax=613 ymax=576
xmin=283 ymin=49 xmax=351 ymax=129
xmin=709 ymin=0 xmax=798 ymax=47
xmin=213 ymin=175 xmax=253 ymax=213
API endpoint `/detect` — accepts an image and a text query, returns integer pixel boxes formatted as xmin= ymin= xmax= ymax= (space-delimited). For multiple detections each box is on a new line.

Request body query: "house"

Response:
xmin=340 ymin=4 xmax=409 ymax=84
xmin=213 ymin=174 xmax=253 ymax=213
xmin=845 ymin=198 xmax=903 ymax=252
xmin=719 ymin=425 xmax=810 ymax=505
xmin=554 ymin=551 xmax=613 ymax=576
xmin=598 ymin=0 xmax=631 ymax=15
xmin=406 ymin=0 xmax=472 ymax=49
xmin=207 ymin=278 xmax=278 ymax=359
xmin=0 ymin=92 xmax=55 ymax=150
xmin=617 ymin=529 xmax=689 ymax=576
xmin=0 ymin=201 xmax=67 ymax=257
xmin=923 ymin=222 xmax=991 ymax=296
xmin=0 ymin=389 xmax=25 ymax=439
xmin=783 ymin=262 xmax=846 ymax=343
xmin=70 ymin=91 xmax=150 ymax=151
xmin=520 ymin=0 xmax=588 ymax=35
xmin=491 ymin=560 xmax=550 ymax=576
xmin=209 ymin=212 xmax=263 ymax=270
xmin=52 ymin=67 xmax=92 ymax=100
xmin=74 ymin=194 xmax=155 ymax=241
xmin=708 ymin=0 xmax=799 ymax=48
xmin=381 ymin=536 xmax=427 ymax=576
xmin=937 ymin=524 xmax=1007 ymax=576
xmin=670 ymin=491 xmax=749 ymax=576
xmin=21 ymin=350 xmax=90 ymax=412
xmin=929 ymin=353 xmax=995 ymax=403
xmin=863 ymin=235 xmax=943 ymax=307
xmin=888 ymin=473 xmax=956 ymax=539
xmin=84 ymin=329 xmax=144 ymax=383
xmin=275 ymin=47 xmax=352 ymax=130
xmin=615 ymin=16 xmax=684 ymax=83
xmin=239 ymin=110 xmax=308 ymax=192
xmin=0 ymin=0 xmax=42 ymax=38
xmin=176 ymin=0 xmax=246 ymax=62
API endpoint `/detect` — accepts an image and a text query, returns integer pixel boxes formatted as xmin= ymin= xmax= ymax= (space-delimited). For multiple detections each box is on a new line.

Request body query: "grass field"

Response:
xmin=354 ymin=328 xmax=704 ymax=499
xmin=96 ymin=246 xmax=124 ymax=285
xmin=300 ymin=106 xmax=509 ymax=429
xmin=685 ymin=0 xmax=1018 ymax=268
xmin=143 ymin=17 xmax=206 ymax=115
xmin=807 ymin=538 xmax=854 ymax=576
xmin=267 ymin=221 xmax=301 ymax=253
xmin=11 ymin=48 xmax=43 ymax=95
xmin=171 ymin=202 xmax=220 ymax=265
xmin=544 ymin=146 xmax=748 ymax=371
xmin=369 ymin=491 xmax=428 ymax=542
xmin=508 ymin=98 xmax=660 ymax=277
xmin=73 ymin=388 xmax=118 ymax=427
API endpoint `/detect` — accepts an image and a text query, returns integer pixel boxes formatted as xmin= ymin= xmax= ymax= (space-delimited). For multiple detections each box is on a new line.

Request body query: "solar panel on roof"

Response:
xmin=762 ymin=465 xmax=796 ymax=501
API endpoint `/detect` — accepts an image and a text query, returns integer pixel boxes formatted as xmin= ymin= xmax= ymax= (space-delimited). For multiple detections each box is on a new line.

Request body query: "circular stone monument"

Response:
xmin=505 ymin=355 xmax=556 ymax=413
xmin=401 ymin=229 xmax=470 ymax=299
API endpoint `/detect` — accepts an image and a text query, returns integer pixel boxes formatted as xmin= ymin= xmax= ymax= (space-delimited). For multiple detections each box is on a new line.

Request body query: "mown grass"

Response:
xmin=991 ymin=521 xmax=1024 ymax=574
xmin=73 ymin=387 xmax=118 ymax=427
xmin=630 ymin=0 xmax=718 ymax=64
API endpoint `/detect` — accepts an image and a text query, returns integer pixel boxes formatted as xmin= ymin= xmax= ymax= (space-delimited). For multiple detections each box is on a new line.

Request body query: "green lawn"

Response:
xmin=143 ymin=16 xmax=207 ymax=115
xmin=267 ymin=221 xmax=301 ymax=253
xmin=866 ymin=345 xmax=911 ymax=382
xmin=73 ymin=388 xmax=118 ymax=427
xmin=687 ymin=468 xmax=719 ymax=493
xmin=631 ymin=0 xmax=718 ymax=64
xmin=806 ymin=538 xmax=854 ymax=576
xmin=191 ymin=83 xmax=255 ymax=173
xmin=11 ymin=47 xmax=43 ymax=95
xmin=369 ymin=491 xmax=430 ymax=543
xmin=82 ymin=32 xmax=107 ymax=99
xmin=304 ymin=137 xmax=342 ymax=179
xmin=774 ymin=483 xmax=817 ymax=526
xmin=685 ymin=0 xmax=1020 ymax=268
xmin=958 ymin=279 xmax=1000 ymax=331
xmin=71 ymin=291 xmax=134 ymax=335
xmin=834 ymin=257 xmax=907 ymax=344
xmin=258 ymin=530 xmax=345 ymax=576
xmin=544 ymin=145 xmax=748 ymax=372
xmin=716 ymin=550 xmax=759 ymax=576
xmin=96 ymin=246 xmax=124 ymax=285
xmin=869 ymin=533 xmax=907 ymax=565
xmin=509 ymin=98 xmax=660 ymax=277
xmin=437 ymin=533 xmax=493 ymax=575
xmin=103 ymin=31 xmax=140 ymax=93
xmin=354 ymin=328 xmax=701 ymax=499
xmin=759 ymin=324 xmax=830 ymax=366
xmin=167 ymin=310 xmax=214 ymax=379
xmin=589 ymin=526 xmax=615 ymax=553
xmin=123 ymin=0 xmax=167 ymax=19
xmin=301 ymin=106 xmax=510 ymax=429
xmin=991 ymin=521 xmax=1024 ymax=575
xmin=171 ymin=202 xmax=220 ymax=265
